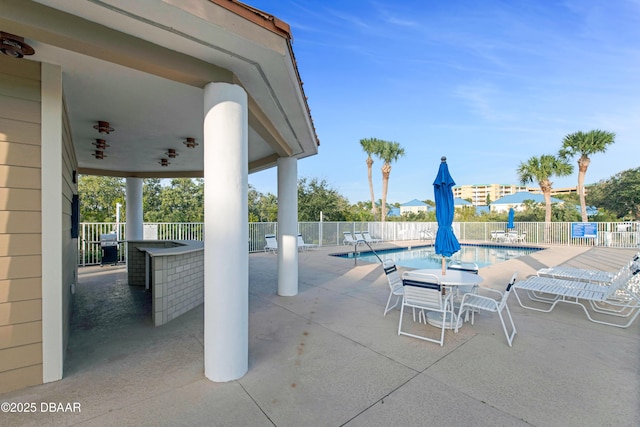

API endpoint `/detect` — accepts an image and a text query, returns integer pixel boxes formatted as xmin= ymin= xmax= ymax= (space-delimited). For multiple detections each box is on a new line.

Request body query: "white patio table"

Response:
xmin=403 ymin=269 xmax=484 ymax=330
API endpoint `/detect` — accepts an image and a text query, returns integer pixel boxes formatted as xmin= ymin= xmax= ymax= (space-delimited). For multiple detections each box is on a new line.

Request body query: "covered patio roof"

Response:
xmin=0 ymin=0 xmax=318 ymax=177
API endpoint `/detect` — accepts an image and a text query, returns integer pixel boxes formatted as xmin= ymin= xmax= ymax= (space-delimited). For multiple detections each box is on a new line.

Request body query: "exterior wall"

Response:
xmin=0 ymin=56 xmax=77 ymax=394
xmin=0 ymin=56 xmax=43 ymax=393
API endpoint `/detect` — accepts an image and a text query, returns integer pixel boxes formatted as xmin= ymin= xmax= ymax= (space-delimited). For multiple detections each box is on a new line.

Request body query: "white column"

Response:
xmin=203 ymin=82 xmax=248 ymax=382
xmin=126 ymin=178 xmax=143 ymax=241
xmin=277 ymin=157 xmax=298 ymax=296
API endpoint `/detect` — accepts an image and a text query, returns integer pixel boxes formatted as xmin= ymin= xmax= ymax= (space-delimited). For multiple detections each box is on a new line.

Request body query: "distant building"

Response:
xmin=491 ymin=192 xmax=563 ymax=213
xmin=453 ymin=184 xmax=579 ymax=206
xmin=399 ymin=199 xmax=430 ymax=215
xmin=454 ymin=198 xmax=473 ymax=209
xmin=387 ymin=207 xmax=401 ymax=218
xmin=453 ymin=184 xmax=534 ymax=206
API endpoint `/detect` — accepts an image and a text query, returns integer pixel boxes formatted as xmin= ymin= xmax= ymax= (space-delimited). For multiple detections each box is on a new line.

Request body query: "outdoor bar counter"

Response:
xmin=127 ymin=240 xmax=204 ymax=326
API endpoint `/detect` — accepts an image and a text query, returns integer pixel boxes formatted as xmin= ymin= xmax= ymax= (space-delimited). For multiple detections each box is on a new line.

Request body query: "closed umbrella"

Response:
xmin=433 ymin=156 xmax=460 ymax=274
xmin=507 ymin=208 xmax=515 ymax=230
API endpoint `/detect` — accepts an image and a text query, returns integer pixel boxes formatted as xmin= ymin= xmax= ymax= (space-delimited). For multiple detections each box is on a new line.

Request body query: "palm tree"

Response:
xmin=376 ymin=141 xmax=405 ymax=222
xmin=559 ymin=130 xmax=616 ymax=222
xmin=359 ymin=138 xmax=382 ymax=221
xmin=517 ymin=154 xmax=573 ymax=241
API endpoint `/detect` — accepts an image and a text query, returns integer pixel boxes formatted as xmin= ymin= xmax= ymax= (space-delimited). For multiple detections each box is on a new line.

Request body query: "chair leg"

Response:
xmin=384 ymin=292 xmax=399 ymax=316
xmin=498 ymin=305 xmax=517 ymax=347
xmin=397 ymin=299 xmax=406 ymax=336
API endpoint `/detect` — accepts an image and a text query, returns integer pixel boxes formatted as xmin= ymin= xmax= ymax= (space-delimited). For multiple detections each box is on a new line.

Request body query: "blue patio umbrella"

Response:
xmin=433 ymin=156 xmax=460 ymax=274
xmin=507 ymin=208 xmax=515 ymax=230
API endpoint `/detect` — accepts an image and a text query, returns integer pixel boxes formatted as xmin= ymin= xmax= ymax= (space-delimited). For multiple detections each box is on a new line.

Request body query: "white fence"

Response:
xmin=77 ymin=221 xmax=639 ymax=266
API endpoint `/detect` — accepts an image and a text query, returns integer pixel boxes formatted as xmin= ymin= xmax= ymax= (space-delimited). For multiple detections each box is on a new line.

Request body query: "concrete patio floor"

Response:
xmin=2 ymin=242 xmax=639 ymax=426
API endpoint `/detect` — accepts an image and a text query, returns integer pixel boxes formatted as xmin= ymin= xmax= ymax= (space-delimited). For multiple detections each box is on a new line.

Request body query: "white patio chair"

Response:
xmin=264 ymin=234 xmax=278 ymax=254
xmin=447 ymin=260 xmax=480 ymax=302
xmin=383 ymin=259 xmax=403 ymax=316
xmin=398 ymin=272 xmax=453 ymax=346
xmin=493 ymin=230 xmax=506 ymax=242
xmin=456 ymin=272 xmax=518 ymax=347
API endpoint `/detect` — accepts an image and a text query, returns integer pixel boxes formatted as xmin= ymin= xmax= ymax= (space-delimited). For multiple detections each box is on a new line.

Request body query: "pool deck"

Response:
xmin=2 ymin=241 xmax=639 ymax=426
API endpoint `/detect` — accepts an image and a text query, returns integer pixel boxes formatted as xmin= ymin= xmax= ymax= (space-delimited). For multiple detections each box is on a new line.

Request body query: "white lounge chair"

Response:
xmin=419 ymin=229 xmax=434 ymax=241
xmin=297 ymin=234 xmax=317 ymax=251
xmin=398 ymin=272 xmax=453 ymax=346
xmin=264 ymin=234 xmax=278 ymax=254
xmin=513 ymin=271 xmax=640 ymax=328
xmin=343 ymin=231 xmax=362 ymax=246
xmin=456 ymin=272 xmax=518 ymax=347
xmin=537 ymin=253 xmax=639 ymax=285
xmin=362 ymin=231 xmax=382 ymax=244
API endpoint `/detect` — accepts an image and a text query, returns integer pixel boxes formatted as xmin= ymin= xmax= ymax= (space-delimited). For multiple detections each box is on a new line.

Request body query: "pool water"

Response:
xmin=334 ymin=244 xmax=543 ymax=269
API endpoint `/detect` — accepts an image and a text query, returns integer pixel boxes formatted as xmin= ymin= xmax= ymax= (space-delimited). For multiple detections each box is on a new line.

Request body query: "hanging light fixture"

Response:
xmin=182 ymin=137 xmax=198 ymax=148
xmin=0 ymin=32 xmax=35 ymax=58
xmin=159 ymin=158 xmax=170 ymax=167
xmin=93 ymin=121 xmax=114 ymax=134
xmin=92 ymin=150 xmax=106 ymax=159
xmin=93 ymin=139 xmax=110 ymax=150
xmin=165 ymin=149 xmax=178 ymax=158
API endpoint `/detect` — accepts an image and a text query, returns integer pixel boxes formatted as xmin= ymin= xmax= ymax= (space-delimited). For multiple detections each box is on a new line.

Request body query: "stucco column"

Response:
xmin=277 ymin=156 xmax=298 ymax=296
xmin=203 ymin=82 xmax=248 ymax=382
xmin=125 ymin=177 xmax=143 ymax=241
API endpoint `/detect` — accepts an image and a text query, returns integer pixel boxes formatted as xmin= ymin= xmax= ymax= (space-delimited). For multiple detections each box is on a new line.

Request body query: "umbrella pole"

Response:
xmin=442 ymin=257 xmax=446 ymax=275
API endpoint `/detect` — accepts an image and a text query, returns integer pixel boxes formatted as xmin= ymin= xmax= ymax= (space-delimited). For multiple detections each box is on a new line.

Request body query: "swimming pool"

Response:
xmin=333 ymin=244 xmax=543 ymax=269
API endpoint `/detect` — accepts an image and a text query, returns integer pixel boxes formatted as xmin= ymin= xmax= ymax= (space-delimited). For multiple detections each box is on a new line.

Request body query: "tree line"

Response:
xmin=78 ymin=166 xmax=638 ymax=224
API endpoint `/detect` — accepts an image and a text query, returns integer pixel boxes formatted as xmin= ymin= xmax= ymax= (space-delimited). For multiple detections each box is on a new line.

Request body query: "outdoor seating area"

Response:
xmin=491 ymin=230 xmax=526 ymax=243
xmin=1 ymin=243 xmax=638 ymax=426
xmin=394 ymin=263 xmax=517 ymax=347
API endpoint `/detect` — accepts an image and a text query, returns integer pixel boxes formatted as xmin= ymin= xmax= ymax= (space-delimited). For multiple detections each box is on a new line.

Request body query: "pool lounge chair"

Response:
xmin=297 ymin=234 xmax=317 ymax=251
xmin=419 ymin=229 xmax=434 ymax=241
xmin=264 ymin=234 xmax=278 ymax=254
xmin=513 ymin=271 xmax=640 ymax=328
xmin=536 ymin=253 xmax=639 ymax=285
xmin=362 ymin=231 xmax=382 ymax=244
xmin=343 ymin=231 xmax=362 ymax=246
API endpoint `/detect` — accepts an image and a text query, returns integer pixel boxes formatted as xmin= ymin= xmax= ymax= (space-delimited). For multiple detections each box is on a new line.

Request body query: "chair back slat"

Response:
xmin=383 ymin=259 xmax=401 ymax=288
xmin=404 ymin=285 xmax=446 ymax=310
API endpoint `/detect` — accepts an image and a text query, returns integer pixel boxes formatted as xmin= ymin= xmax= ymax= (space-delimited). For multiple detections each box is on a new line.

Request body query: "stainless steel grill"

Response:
xmin=100 ymin=233 xmax=118 ymax=265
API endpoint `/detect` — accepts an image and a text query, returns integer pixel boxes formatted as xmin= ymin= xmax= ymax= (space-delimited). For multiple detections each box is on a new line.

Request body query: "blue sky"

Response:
xmin=246 ymin=0 xmax=640 ymax=204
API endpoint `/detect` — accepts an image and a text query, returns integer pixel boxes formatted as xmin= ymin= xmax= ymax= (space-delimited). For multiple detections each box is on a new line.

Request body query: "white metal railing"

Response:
xmin=77 ymin=221 xmax=639 ymax=266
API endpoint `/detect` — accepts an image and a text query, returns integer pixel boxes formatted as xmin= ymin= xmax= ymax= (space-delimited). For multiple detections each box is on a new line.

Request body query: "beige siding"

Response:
xmin=0 ymin=55 xmax=43 ymax=394
xmin=0 ymin=277 xmax=41 ymax=302
xmin=0 ymin=364 xmax=42 ymax=392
